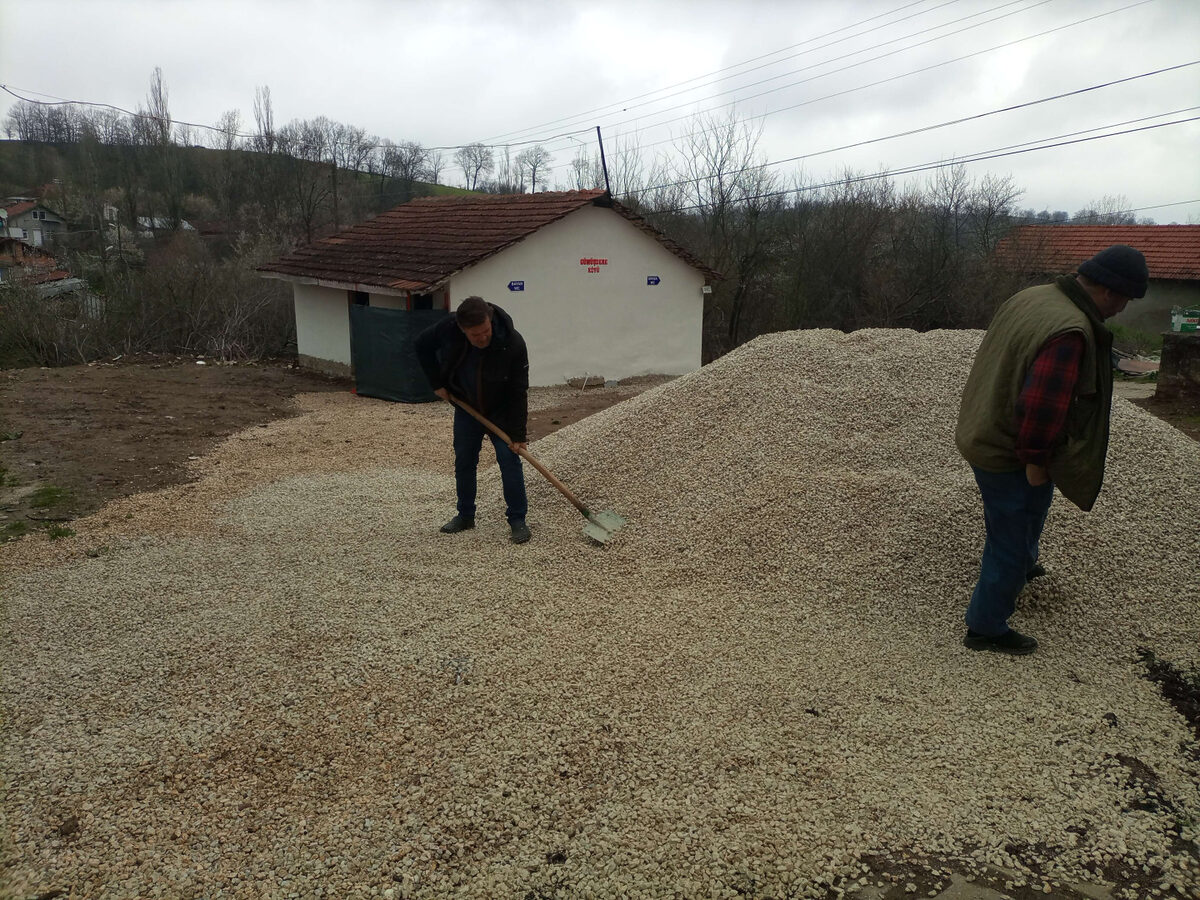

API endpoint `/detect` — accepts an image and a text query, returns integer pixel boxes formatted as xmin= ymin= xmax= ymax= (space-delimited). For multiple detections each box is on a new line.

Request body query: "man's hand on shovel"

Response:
xmin=441 ymin=392 xmax=625 ymax=543
xmin=435 ymin=387 xmax=526 ymax=453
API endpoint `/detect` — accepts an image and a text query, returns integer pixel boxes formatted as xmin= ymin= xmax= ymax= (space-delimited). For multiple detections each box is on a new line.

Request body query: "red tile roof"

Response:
xmin=0 ymin=237 xmax=69 ymax=283
xmin=996 ymin=225 xmax=1200 ymax=281
xmin=258 ymin=190 xmax=717 ymax=290
xmin=2 ymin=201 xmax=38 ymax=218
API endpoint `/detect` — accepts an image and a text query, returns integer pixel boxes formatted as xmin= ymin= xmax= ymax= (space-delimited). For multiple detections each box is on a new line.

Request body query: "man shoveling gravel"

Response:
xmin=955 ymin=244 xmax=1150 ymax=655
xmin=415 ymin=296 xmax=533 ymax=544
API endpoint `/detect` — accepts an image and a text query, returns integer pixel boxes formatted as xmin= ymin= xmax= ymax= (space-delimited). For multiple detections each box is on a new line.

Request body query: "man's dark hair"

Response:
xmin=455 ymin=296 xmax=491 ymax=328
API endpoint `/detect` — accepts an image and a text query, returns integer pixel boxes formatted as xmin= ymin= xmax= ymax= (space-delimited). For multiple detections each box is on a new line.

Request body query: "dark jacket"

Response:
xmin=955 ymin=275 xmax=1113 ymax=511
xmin=414 ymin=303 xmax=530 ymax=442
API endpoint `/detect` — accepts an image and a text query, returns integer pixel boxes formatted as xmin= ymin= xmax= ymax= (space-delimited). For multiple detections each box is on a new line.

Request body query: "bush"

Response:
xmin=0 ymin=281 xmax=98 ymax=367
xmin=1109 ymin=323 xmax=1163 ymax=357
xmin=0 ymin=232 xmax=297 ymax=367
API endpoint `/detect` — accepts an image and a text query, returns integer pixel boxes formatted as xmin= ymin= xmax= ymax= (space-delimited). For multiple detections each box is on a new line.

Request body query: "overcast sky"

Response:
xmin=2 ymin=0 xmax=1198 ymax=221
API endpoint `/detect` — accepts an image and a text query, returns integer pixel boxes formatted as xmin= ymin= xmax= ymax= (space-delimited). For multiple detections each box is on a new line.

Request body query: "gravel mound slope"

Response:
xmin=3 ymin=328 xmax=1198 ymax=899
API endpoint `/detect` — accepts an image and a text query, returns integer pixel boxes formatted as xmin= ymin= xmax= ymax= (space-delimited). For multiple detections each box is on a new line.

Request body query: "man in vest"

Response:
xmin=415 ymin=296 xmax=531 ymax=544
xmin=955 ymin=244 xmax=1149 ymax=655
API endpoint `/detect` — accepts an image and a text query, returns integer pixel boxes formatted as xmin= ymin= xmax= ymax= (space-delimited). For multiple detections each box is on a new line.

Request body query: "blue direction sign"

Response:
xmin=508 ymin=281 xmax=525 ymax=291
xmin=647 ymin=275 xmax=661 ymax=286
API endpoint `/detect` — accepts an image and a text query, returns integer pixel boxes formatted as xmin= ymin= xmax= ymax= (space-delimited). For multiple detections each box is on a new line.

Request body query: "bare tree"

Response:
xmin=324 ymin=118 xmax=371 ymax=229
xmin=1073 ymin=194 xmax=1140 ymax=224
xmin=383 ymin=139 xmax=428 ymax=202
xmin=214 ymin=109 xmax=242 ymax=152
xmin=248 ymin=85 xmax=289 ymax=232
xmin=493 ymin=145 xmax=521 ymax=193
xmin=277 ymin=118 xmax=332 ymax=242
xmin=515 ymin=145 xmax=553 ymax=193
xmin=251 ymin=85 xmax=276 ymax=154
xmin=567 ymin=148 xmax=604 ymax=190
xmin=966 ymin=173 xmax=1022 ymax=255
xmin=146 ymin=67 xmax=172 ymax=146
xmin=145 ymin=67 xmax=185 ymax=230
xmin=670 ymin=110 xmax=781 ymax=354
xmin=423 ymin=149 xmax=445 ymax=185
xmin=455 ymin=142 xmax=494 ymax=190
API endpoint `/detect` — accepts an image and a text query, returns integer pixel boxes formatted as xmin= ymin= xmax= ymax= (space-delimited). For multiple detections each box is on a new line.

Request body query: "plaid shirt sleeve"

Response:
xmin=1015 ymin=332 xmax=1086 ymax=466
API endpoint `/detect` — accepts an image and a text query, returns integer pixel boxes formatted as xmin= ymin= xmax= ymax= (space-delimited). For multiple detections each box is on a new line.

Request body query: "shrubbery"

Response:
xmin=0 ymin=233 xmax=295 ymax=367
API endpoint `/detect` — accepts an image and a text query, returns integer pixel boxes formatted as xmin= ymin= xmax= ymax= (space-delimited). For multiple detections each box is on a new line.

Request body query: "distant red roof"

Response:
xmin=258 ymin=190 xmax=717 ymax=291
xmin=0 ymin=236 xmax=69 ymax=283
xmin=2 ymin=201 xmax=37 ymax=218
xmin=997 ymin=225 xmax=1200 ymax=281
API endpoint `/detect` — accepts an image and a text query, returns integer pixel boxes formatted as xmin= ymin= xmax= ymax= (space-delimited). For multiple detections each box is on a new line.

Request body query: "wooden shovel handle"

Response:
xmin=447 ymin=395 xmax=591 ymax=517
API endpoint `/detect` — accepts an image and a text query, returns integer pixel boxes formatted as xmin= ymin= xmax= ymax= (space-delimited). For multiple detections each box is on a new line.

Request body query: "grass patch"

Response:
xmin=1110 ymin=323 xmax=1163 ymax=356
xmin=2 ymin=521 xmax=30 ymax=540
xmin=29 ymin=485 xmax=70 ymax=509
xmin=47 ymin=525 xmax=75 ymax=540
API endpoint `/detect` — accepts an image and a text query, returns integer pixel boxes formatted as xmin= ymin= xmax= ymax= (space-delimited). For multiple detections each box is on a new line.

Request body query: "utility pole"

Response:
xmin=595 ymin=126 xmax=611 ymax=199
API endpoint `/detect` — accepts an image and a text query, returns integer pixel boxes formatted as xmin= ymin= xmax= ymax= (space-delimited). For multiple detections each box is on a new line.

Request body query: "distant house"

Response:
xmin=996 ymin=225 xmax=1200 ymax=334
xmin=0 ymin=237 xmax=70 ymax=286
xmin=258 ymin=190 xmax=717 ymax=392
xmin=0 ymin=201 xmax=68 ymax=248
xmin=0 ymin=236 xmax=96 ymax=313
xmin=137 ymin=217 xmax=196 ymax=233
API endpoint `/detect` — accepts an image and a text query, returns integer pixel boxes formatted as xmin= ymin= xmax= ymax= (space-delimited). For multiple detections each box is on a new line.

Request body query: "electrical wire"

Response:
xmin=502 ymin=0 xmax=1053 ymax=151
xmin=623 ymin=64 xmax=1200 ymax=196
xmin=480 ymin=0 xmax=972 ymax=143
xmin=535 ymin=0 xmax=1159 ymax=158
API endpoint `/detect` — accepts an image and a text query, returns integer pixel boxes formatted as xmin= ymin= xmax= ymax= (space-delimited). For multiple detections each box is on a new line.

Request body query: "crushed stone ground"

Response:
xmin=2 ymin=328 xmax=1198 ymax=899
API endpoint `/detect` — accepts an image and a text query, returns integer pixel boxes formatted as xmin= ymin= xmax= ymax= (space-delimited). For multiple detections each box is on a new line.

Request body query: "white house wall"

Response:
xmin=449 ymin=205 xmax=705 ymax=387
xmin=293 ymin=284 xmax=352 ymax=374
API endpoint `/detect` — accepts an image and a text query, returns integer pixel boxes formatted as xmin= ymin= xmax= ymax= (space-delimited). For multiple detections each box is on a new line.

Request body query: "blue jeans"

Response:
xmin=453 ymin=408 xmax=527 ymax=523
xmin=965 ymin=467 xmax=1054 ymax=636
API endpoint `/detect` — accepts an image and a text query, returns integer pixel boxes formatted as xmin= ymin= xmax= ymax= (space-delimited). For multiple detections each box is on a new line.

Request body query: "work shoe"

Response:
xmin=963 ymin=628 xmax=1038 ymax=656
xmin=510 ymin=520 xmax=531 ymax=544
xmin=440 ymin=515 xmax=475 ymax=534
xmin=1027 ymin=562 xmax=1047 ymax=580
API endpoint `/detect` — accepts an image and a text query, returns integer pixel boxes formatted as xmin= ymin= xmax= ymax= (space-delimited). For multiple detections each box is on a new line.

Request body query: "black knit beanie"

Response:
xmin=1077 ymin=244 xmax=1149 ymax=298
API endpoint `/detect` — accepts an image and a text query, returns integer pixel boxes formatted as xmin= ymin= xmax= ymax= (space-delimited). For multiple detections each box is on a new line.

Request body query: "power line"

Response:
xmin=479 ymin=0 xmax=971 ymax=144
xmin=506 ymin=0 xmax=1051 ymax=151
xmin=624 ymin=63 xmax=1200 ymax=196
xmin=534 ymin=0 xmax=1159 ymax=159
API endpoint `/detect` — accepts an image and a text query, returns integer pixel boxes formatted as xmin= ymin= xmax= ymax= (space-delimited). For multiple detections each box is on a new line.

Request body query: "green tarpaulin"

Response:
xmin=349 ymin=305 xmax=448 ymax=403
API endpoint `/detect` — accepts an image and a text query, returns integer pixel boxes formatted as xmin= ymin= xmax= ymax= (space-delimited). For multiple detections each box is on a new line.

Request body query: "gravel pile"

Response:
xmin=3 ymin=328 xmax=1198 ymax=899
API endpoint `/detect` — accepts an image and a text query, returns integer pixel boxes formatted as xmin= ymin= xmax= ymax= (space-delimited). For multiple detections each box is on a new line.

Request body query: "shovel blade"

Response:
xmin=582 ymin=509 xmax=625 ymax=544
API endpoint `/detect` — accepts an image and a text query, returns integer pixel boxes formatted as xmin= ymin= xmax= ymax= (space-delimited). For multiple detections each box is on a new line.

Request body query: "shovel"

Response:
xmin=447 ymin=394 xmax=626 ymax=544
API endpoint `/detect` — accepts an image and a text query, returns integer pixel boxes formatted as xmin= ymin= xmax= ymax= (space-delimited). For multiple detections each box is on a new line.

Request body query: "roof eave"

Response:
xmin=257 ymin=270 xmax=415 ymax=296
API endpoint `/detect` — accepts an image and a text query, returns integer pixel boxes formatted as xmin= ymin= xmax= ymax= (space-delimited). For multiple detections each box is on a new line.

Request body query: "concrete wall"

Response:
xmin=294 ymin=284 xmax=352 ymax=370
xmin=293 ymin=284 xmax=421 ymax=372
xmin=1111 ymin=279 xmax=1200 ymax=335
xmin=449 ymin=205 xmax=706 ymax=386
xmin=1157 ymin=332 xmax=1200 ymax=399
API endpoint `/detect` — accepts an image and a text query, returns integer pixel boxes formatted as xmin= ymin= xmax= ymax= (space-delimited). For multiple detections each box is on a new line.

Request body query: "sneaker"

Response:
xmin=1027 ymin=562 xmax=1047 ymax=580
xmin=510 ymin=520 xmax=531 ymax=544
xmin=440 ymin=515 xmax=475 ymax=534
xmin=963 ymin=628 xmax=1038 ymax=656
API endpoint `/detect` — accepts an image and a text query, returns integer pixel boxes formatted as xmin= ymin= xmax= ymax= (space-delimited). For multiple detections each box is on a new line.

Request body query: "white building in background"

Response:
xmin=257 ymin=190 xmax=717 ymax=387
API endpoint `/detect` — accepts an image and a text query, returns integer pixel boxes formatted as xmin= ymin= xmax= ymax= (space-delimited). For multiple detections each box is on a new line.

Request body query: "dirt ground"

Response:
xmin=0 ymin=357 xmax=660 ymax=541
